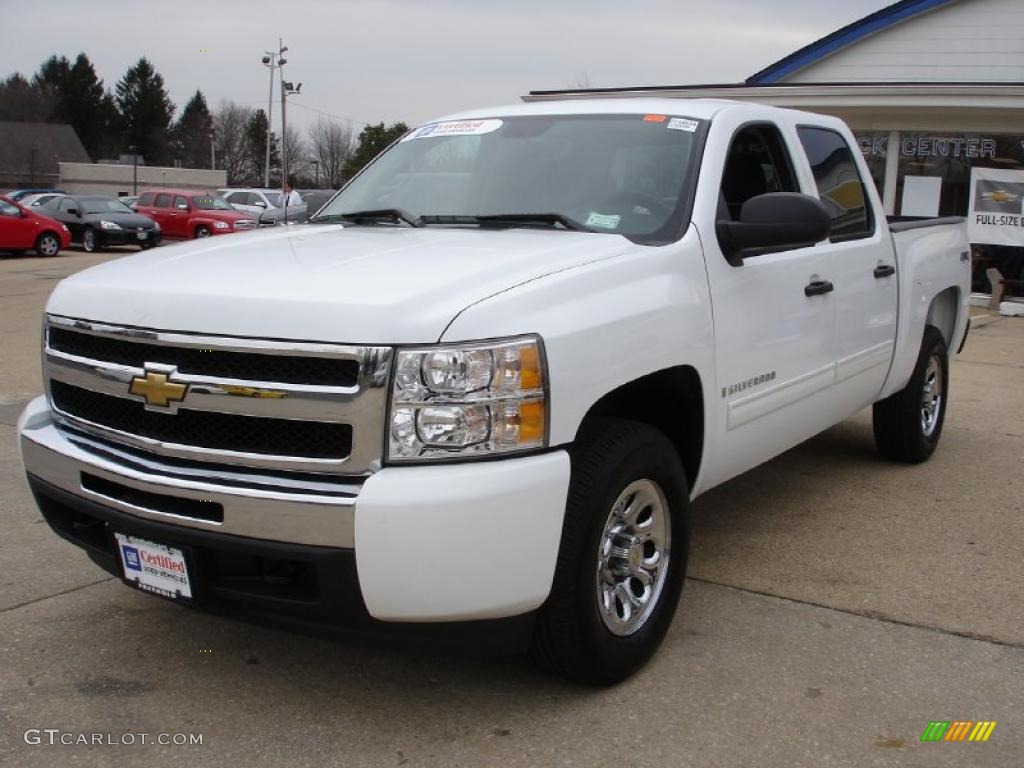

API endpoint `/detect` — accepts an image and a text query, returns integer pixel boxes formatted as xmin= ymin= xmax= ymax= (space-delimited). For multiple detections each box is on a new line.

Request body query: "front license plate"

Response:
xmin=114 ymin=533 xmax=193 ymax=600
xmin=137 ymin=231 xmax=148 ymax=240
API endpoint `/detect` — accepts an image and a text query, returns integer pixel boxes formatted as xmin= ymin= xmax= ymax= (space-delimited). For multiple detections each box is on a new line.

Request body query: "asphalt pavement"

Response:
xmin=1 ymin=249 xmax=1021 ymax=767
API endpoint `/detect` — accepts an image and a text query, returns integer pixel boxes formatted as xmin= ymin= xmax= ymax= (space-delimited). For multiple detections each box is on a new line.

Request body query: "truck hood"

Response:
xmin=46 ymin=224 xmax=634 ymax=344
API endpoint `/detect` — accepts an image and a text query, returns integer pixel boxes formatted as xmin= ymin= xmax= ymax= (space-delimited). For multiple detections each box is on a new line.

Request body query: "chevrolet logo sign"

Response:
xmin=129 ymin=368 xmax=187 ymax=409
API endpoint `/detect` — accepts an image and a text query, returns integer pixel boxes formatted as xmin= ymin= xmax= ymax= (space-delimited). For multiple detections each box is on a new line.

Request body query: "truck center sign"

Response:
xmin=968 ymin=167 xmax=1024 ymax=247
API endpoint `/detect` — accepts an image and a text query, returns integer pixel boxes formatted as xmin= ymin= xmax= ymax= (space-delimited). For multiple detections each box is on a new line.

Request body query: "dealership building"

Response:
xmin=527 ymin=0 xmax=1024 ymax=299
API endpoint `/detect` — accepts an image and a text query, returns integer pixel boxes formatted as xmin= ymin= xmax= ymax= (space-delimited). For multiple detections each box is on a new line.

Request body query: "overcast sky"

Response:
xmin=3 ymin=0 xmax=894 ymax=134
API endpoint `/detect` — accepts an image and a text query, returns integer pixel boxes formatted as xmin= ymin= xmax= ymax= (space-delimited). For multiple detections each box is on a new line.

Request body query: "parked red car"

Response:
xmin=0 ymin=195 xmax=71 ymax=257
xmin=135 ymin=189 xmax=257 ymax=239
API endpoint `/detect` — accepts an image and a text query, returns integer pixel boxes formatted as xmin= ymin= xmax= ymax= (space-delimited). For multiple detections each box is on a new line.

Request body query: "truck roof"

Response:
xmin=429 ymin=97 xmax=808 ymax=125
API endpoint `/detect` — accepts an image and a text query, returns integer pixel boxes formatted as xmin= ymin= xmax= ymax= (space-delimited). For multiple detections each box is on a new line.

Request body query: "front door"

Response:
xmin=700 ymin=121 xmax=837 ymax=488
xmin=0 ymin=198 xmax=34 ymax=249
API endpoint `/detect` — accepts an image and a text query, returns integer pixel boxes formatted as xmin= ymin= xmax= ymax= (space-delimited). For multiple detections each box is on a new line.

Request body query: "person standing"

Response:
xmin=283 ymin=177 xmax=302 ymax=207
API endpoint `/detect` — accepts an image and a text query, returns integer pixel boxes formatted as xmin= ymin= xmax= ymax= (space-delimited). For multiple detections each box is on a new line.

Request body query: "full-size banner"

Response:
xmin=969 ymin=167 xmax=1024 ymax=246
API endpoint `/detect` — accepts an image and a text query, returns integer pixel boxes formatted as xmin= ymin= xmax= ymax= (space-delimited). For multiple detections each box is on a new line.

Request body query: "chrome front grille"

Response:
xmin=44 ymin=315 xmax=392 ymax=474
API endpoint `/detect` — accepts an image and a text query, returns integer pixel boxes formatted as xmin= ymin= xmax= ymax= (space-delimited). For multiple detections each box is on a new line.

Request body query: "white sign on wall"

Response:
xmin=969 ymin=167 xmax=1024 ymax=246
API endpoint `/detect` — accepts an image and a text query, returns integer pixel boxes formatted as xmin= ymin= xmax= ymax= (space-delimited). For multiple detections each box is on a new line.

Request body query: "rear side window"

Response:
xmin=138 ymin=192 xmax=155 ymax=206
xmin=155 ymin=194 xmax=171 ymax=208
xmin=174 ymin=196 xmax=188 ymax=209
xmin=797 ymin=127 xmax=873 ymax=241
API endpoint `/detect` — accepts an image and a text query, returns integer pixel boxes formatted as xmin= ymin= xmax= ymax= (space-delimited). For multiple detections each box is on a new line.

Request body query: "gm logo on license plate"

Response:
xmin=122 ymin=545 xmax=141 ymax=571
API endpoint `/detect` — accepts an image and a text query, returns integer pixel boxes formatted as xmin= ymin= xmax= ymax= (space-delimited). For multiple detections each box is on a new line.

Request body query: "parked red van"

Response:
xmin=0 ymin=195 xmax=71 ymax=256
xmin=135 ymin=189 xmax=257 ymax=239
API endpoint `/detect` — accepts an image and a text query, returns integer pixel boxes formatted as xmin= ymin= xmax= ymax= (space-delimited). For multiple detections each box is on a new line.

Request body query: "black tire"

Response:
xmin=81 ymin=228 xmax=100 ymax=253
xmin=531 ymin=418 xmax=690 ymax=685
xmin=195 ymin=225 xmax=211 ymax=239
xmin=35 ymin=231 xmax=61 ymax=257
xmin=873 ymin=325 xmax=948 ymax=463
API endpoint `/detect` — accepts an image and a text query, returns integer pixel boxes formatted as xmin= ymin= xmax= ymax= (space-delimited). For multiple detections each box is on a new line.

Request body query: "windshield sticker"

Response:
xmin=643 ymin=114 xmax=667 ymax=123
xmin=667 ymin=118 xmax=699 ymax=133
xmin=586 ymin=212 xmax=621 ymax=229
xmin=403 ymin=119 xmax=503 ymax=141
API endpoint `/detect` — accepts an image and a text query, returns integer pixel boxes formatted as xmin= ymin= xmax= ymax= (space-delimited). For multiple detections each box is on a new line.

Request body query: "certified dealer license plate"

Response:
xmin=114 ymin=533 xmax=193 ymax=600
xmin=137 ymin=230 xmax=148 ymax=240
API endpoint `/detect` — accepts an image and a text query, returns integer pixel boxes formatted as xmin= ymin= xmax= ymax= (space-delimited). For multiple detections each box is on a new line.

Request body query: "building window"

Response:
xmin=854 ymin=131 xmax=888 ymax=196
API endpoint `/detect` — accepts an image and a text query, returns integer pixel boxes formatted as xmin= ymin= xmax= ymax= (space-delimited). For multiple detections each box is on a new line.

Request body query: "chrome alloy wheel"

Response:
xmin=596 ymin=479 xmax=672 ymax=636
xmin=920 ymin=352 xmax=944 ymax=437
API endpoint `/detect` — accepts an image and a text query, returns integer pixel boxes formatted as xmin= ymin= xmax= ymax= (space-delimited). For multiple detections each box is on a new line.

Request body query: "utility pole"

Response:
xmin=278 ymin=39 xmax=301 ymax=224
xmin=261 ymin=41 xmax=286 ymax=188
xmin=129 ymin=145 xmax=138 ymax=195
xmin=210 ymin=131 xmax=216 ymax=170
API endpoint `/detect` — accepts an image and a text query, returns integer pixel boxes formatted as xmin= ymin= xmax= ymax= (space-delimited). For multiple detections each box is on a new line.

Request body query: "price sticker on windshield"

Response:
xmin=667 ymin=118 xmax=699 ymax=132
xmin=403 ymin=119 xmax=504 ymax=141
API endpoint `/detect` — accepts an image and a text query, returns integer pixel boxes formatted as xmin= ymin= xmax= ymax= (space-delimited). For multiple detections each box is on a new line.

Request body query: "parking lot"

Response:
xmin=1 ymin=250 xmax=1022 ymax=767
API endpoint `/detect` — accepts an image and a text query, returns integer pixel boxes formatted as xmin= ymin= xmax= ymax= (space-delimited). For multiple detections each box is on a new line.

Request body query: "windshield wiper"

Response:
xmin=475 ymin=213 xmax=590 ymax=232
xmin=312 ymin=209 xmax=420 ymax=227
xmin=417 ymin=213 xmax=590 ymax=232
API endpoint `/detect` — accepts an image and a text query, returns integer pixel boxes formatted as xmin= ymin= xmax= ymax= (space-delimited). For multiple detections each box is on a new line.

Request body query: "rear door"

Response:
xmin=795 ymin=125 xmax=898 ymax=416
xmin=700 ymin=120 xmax=837 ymax=487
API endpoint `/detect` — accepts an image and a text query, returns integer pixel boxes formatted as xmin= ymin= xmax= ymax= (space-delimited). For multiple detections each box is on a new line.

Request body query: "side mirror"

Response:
xmin=176 ymin=203 xmax=189 ymax=211
xmin=716 ymin=192 xmax=830 ymax=266
xmin=67 ymin=208 xmax=79 ymax=216
xmin=255 ymin=200 xmax=267 ymax=208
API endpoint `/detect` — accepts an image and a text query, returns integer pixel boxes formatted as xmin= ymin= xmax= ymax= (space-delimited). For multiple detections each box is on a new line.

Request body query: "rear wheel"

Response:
xmin=531 ymin=419 xmax=689 ymax=685
xmin=195 ymin=225 xmax=211 ymax=239
xmin=35 ymin=232 xmax=61 ymax=257
xmin=873 ymin=325 xmax=948 ymax=463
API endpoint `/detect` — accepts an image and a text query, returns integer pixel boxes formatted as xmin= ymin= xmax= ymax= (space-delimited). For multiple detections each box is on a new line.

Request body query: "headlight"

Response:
xmin=100 ymin=220 xmax=122 ymax=230
xmin=388 ymin=336 xmax=547 ymax=461
xmin=152 ymin=221 xmax=160 ymax=231
xmin=213 ymin=221 xmax=229 ymax=229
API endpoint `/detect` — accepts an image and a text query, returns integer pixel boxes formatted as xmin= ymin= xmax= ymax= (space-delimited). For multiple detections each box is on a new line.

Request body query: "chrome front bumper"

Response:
xmin=18 ymin=396 xmax=358 ymax=548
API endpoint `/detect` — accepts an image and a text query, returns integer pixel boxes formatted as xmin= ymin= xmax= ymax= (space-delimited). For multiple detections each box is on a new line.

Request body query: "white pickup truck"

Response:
xmin=19 ymin=98 xmax=970 ymax=684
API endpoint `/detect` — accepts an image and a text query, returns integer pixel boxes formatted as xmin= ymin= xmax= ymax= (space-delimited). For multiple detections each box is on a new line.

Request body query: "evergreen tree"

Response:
xmin=244 ymin=109 xmax=278 ymax=185
xmin=172 ymin=90 xmax=214 ymax=169
xmin=0 ymin=73 xmax=54 ymax=122
xmin=343 ymin=122 xmax=408 ymax=180
xmin=115 ymin=58 xmax=175 ymax=165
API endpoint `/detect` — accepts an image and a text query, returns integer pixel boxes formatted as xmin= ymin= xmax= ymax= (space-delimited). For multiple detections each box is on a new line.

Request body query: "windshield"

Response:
xmin=315 ymin=114 xmax=702 ymax=239
xmin=193 ymin=196 xmax=233 ymax=210
xmin=80 ymin=197 xmax=134 ymax=214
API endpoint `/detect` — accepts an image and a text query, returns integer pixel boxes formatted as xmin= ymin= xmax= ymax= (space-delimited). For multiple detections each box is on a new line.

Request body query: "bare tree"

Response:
xmin=212 ymin=100 xmax=254 ymax=185
xmin=307 ymin=116 xmax=354 ymax=188
xmin=281 ymin=124 xmax=310 ymax=185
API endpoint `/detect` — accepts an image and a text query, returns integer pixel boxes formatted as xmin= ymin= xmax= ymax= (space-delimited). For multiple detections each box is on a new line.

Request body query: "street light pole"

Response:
xmin=210 ymin=131 xmax=216 ymax=170
xmin=261 ymin=45 xmax=283 ymax=188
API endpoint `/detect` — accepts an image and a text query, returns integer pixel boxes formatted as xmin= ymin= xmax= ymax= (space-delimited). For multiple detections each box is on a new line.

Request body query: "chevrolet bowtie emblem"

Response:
xmin=129 ymin=370 xmax=187 ymax=408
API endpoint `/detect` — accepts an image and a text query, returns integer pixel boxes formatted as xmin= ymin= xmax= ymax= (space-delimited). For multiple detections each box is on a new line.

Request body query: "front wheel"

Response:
xmin=873 ymin=324 xmax=949 ymax=462
xmin=194 ymin=225 xmax=211 ymax=239
xmin=531 ymin=419 xmax=689 ymax=685
xmin=35 ymin=232 xmax=61 ymax=257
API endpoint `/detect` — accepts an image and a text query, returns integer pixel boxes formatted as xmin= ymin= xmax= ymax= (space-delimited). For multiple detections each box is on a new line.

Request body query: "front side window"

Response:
xmin=315 ymin=114 xmax=703 ymax=241
xmin=719 ymin=123 xmax=799 ymax=221
xmin=155 ymin=194 xmax=171 ymax=208
xmin=79 ymin=198 xmax=133 ymax=214
xmin=192 ymin=196 xmax=232 ymax=210
xmin=138 ymin=192 xmax=155 ymax=206
xmin=59 ymin=198 xmax=76 ymax=213
xmin=798 ymin=127 xmax=873 ymax=241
